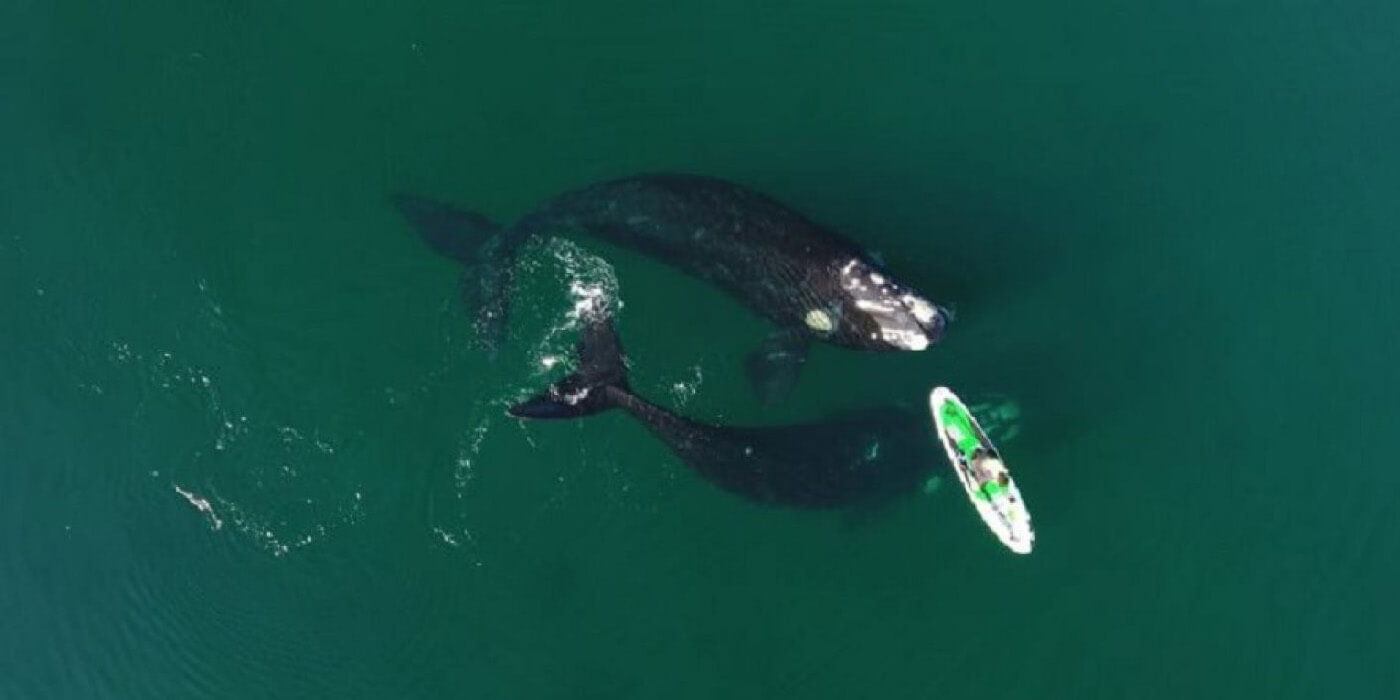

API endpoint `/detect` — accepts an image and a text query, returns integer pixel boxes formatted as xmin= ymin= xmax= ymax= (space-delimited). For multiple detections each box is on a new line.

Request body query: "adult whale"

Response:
xmin=508 ymin=302 xmax=937 ymax=509
xmin=393 ymin=173 xmax=951 ymax=400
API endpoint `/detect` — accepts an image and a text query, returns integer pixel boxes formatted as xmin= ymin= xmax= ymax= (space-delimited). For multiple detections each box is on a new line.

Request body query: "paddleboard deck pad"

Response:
xmin=930 ymin=386 xmax=1035 ymax=554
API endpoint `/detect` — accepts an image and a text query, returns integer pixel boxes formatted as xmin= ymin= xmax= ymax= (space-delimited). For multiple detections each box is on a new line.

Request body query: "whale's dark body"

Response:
xmin=512 ymin=175 xmax=893 ymax=344
xmin=508 ymin=306 xmax=936 ymax=509
xmin=394 ymin=173 xmax=949 ymax=399
xmin=604 ymin=391 xmax=934 ymax=508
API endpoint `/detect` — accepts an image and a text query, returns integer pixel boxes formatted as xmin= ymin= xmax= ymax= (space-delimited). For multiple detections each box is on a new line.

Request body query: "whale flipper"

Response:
xmin=391 ymin=193 xmax=517 ymax=357
xmin=744 ymin=329 xmax=811 ymax=404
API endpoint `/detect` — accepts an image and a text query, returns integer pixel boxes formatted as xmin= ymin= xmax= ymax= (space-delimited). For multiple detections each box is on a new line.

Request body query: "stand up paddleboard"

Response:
xmin=930 ymin=386 xmax=1035 ymax=554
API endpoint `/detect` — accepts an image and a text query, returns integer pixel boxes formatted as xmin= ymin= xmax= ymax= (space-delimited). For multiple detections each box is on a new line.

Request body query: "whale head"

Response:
xmin=824 ymin=259 xmax=951 ymax=351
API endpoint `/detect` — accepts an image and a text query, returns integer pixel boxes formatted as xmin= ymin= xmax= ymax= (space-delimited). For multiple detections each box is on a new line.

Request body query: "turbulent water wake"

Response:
xmin=108 ymin=278 xmax=366 ymax=558
xmin=425 ymin=238 xmax=627 ymax=556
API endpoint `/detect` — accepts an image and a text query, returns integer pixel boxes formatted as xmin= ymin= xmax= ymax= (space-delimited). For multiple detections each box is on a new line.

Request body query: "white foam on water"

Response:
xmin=667 ymin=364 xmax=704 ymax=407
xmin=111 ymin=330 xmax=363 ymax=557
xmin=173 ymin=485 xmax=223 ymax=531
xmin=518 ymin=238 xmax=622 ymax=382
xmin=427 ymin=238 xmax=624 ymax=565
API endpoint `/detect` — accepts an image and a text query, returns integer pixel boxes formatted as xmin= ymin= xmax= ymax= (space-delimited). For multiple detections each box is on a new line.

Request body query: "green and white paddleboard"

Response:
xmin=930 ymin=386 xmax=1035 ymax=554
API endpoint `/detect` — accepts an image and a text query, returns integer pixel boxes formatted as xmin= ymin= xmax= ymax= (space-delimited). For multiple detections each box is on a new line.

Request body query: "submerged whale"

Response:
xmin=506 ymin=303 xmax=936 ymax=509
xmin=393 ymin=173 xmax=951 ymax=400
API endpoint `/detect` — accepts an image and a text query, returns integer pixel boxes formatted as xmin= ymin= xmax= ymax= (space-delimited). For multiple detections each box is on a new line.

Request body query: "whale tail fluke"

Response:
xmin=508 ymin=304 xmax=630 ymax=420
xmin=390 ymin=193 xmax=500 ymax=264
xmin=390 ymin=193 xmax=519 ymax=356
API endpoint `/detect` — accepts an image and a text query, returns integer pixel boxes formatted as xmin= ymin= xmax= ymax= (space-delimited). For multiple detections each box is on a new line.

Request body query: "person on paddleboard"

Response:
xmin=970 ymin=452 xmax=1012 ymax=502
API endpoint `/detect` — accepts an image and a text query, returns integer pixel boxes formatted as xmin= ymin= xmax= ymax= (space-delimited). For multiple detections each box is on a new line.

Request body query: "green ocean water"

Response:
xmin=3 ymin=1 xmax=1397 ymax=698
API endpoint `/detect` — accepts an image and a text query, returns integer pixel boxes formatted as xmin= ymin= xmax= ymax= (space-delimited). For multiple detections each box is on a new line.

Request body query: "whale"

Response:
xmin=506 ymin=302 xmax=937 ymax=509
xmin=393 ymin=173 xmax=951 ymax=401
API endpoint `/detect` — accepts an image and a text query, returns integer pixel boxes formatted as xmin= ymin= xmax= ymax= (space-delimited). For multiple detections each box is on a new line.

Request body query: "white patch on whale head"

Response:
xmin=880 ymin=327 xmax=929 ymax=350
xmin=904 ymin=294 xmax=937 ymax=324
xmin=855 ymin=298 xmax=896 ymax=314
xmin=837 ymin=257 xmax=946 ymax=349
